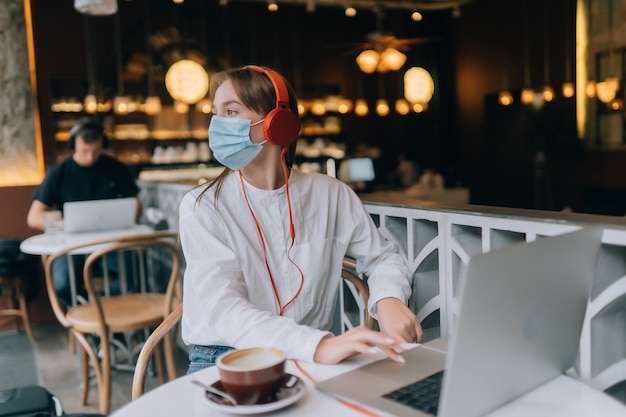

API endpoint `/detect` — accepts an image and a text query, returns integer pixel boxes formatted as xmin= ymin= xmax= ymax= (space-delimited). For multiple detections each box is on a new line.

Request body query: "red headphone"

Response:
xmin=244 ymin=65 xmax=301 ymax=148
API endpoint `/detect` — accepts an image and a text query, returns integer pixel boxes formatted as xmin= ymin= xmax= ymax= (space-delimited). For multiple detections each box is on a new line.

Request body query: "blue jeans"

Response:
xmin=187 ymin=345 xmax=234 ymax=375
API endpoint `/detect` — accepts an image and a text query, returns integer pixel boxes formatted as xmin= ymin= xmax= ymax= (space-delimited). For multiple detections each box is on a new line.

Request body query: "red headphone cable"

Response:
xmin=239 ymin=163 xmax=304 ymax=316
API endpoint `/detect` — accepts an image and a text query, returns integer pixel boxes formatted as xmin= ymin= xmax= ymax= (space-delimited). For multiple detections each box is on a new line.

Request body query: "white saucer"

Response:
xmin=201 ymin=374 xmax=306 ymax=415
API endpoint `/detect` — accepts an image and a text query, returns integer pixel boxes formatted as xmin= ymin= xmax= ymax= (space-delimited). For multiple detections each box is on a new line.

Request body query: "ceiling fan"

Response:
xmin=350 ymin=8 xmax=440 ymax=74
xmin=360 ymin=31 xmax=438 ymax=52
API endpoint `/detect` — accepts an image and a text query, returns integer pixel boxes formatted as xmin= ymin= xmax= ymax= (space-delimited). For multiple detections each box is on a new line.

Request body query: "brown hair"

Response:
xmin=195 ymin=66 xmax=299 ymax=207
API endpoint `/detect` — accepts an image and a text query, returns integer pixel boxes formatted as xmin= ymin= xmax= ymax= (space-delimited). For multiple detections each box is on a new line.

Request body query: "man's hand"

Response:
xmin=376 ymin=297 xmax=423 ymax=343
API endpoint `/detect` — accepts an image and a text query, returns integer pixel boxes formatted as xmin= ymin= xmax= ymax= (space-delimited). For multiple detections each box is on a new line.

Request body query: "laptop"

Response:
xmin=316 ymin=226 xmax=603 ymax=417
xmin=347 ymin=157 xmax=376 ymax=182
xmin=63 ymin=197 xmax=138 ymax=234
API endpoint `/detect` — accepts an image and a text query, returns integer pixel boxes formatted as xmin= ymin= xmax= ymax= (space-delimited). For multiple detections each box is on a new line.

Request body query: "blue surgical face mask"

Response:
xmin=208 ymin=115 xmax=266 ymax=170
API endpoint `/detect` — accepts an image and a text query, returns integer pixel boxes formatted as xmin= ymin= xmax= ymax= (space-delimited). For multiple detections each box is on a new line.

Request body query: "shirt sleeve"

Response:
xmin=179 ymin=191 xmax=330 ymax=362
xmin=340 ymin=186 xmax=413 ymax=319
xmin=111 ymin=159 xmax=139 ymax=197
xmin=32 ymin=164 xmax=62 ymax=207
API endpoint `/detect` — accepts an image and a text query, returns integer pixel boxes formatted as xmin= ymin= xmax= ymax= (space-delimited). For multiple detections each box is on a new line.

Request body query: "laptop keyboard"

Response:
xmin=382 ymin=370 xmax=444 ymax=415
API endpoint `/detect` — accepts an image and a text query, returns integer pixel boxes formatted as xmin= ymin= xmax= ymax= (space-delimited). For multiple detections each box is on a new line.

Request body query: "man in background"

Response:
xmin=26 ymin=120 xmax=141 ymax=305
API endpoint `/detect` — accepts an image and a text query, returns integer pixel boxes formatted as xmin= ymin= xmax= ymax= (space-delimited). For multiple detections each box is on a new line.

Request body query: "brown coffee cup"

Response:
xmin=216 ymin=347 xmax=286 ymax=405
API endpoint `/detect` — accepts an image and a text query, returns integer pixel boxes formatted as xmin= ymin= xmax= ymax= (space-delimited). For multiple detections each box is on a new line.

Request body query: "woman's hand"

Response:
xmin=313 ymin=326 xmax=406 ymax=364
xmin=376 ymin=297 xmax=423 ymax=344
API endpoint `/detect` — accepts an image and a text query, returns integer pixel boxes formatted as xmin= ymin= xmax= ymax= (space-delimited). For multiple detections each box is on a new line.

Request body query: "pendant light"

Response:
xmin=354 ymin=99 xmax=369 ymax=116
xmin=83 ymin=15 xmax=98 ymax=114
xmin=355 ymin=7 xmax=406 ymax=74
xmin=113 ymin=13 xmax=130 ymax=115
xmin=143 ymin=0 xmax=161 ymax=115
xmin=395 ymin=68 xmax=410 ymax=115
xmin=376 ymin=75 xmax=389 ymax=116
xmin=520 ymin=0 xmax=534 ymax=105
xmin=597 ymin=0 xmax=619 ymax=104
xmin=541 ymin=1 xmax=554 ymax=103
xmin=498 ymin=0 xmax=512 ymax=106
xmin=562 ymin=2 xmax=574 ymax=98
xmin=404 ymin=67 xmax=434 ymax=106
xmin=354 ymin=70 xmax=369 ymax=116
xmin=164 ymin=2 xmax=209 ymax=104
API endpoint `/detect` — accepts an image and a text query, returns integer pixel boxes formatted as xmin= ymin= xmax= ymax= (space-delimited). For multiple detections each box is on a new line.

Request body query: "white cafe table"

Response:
xmin=20 ymin=224 xmax=156 ymax=306
xmin=20 ymin=224 xmax=155 ymax=258
xmin=111 ymin=348 xmax=626 ymax=417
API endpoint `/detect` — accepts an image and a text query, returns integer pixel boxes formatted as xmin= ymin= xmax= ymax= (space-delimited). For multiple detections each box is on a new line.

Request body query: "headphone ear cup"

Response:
xmin=67 ymin=123 xmax=82 ymax=150
xmin=263 ymin=107 xmax=301 ymax=147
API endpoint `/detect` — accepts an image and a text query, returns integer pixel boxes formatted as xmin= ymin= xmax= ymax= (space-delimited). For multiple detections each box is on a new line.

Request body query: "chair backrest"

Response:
xmin=131 ymin=303 xmax=183 ymax=400
xmin=340 ymin=257 xmax=375 ymax=331
xmin=43 ymin=231 xmax=181 ymax=329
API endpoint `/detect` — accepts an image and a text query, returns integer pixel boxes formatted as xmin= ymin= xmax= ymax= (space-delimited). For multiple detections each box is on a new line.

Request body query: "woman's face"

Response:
xmin=212 ymin=79 xmax=266 ymax=144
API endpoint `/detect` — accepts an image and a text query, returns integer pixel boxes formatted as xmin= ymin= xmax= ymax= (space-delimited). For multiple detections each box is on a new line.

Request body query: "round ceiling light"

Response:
xmin=404 ymin=67 xmax=434 ymax=104
xmin=165 ymin=60 xmax=209 ymax=104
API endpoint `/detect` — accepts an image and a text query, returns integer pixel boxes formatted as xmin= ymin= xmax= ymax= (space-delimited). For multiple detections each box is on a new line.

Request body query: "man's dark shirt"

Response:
xmin=32 ymin=154 xmax=139 ymax=214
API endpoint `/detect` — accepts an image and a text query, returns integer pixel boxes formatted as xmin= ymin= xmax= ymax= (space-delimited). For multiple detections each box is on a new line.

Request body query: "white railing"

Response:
xmin=139 ymin=181 xmax=626 ymax=401
xmin=363 ymin=197 xmax=626 ymax=400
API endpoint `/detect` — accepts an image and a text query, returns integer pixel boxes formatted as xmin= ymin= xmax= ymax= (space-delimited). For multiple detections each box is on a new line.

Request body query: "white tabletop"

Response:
xmin=20 ymin=224 xmax=155 ymax=256
xmin=111 ymin=349 xmax=626 ymax=417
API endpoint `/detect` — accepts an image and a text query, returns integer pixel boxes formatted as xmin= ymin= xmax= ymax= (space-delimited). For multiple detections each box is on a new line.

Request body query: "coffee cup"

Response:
xmin=216 ymin=347 xmax=286 ymax=405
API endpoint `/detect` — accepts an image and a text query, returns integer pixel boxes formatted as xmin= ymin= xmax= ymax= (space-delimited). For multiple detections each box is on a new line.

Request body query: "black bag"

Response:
xmin=0 ymin=385 xmax=106 ymax=417
xmin=0 ymin=385 xmax=63 ymax=417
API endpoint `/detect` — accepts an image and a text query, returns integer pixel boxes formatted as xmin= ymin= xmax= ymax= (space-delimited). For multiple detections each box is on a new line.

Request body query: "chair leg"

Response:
xmin=15 ymin=281 xmax=35 ymax=341
xmin=100 ymin=333 xmax=112 ymax=415
xmin=69 ymin=330 xmax=75 ymax=354
xmin=3 ymin=283 xmax=19 ymax=332
xmin=79 ymin=344 xmax=89 ymax=405
xmin=0 ymin=277 xmax=34 ymax=341
xmin=74 ymin=332 xmax=102 ymax=409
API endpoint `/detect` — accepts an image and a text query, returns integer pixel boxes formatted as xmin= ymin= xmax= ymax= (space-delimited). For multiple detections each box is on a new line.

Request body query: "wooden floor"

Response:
xmin=30 ymin=322 xmax=189 ymax=415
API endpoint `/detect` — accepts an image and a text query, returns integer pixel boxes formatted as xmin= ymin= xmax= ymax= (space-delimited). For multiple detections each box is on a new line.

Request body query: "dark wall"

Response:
xmin=27 ymin=0 xmax=626 ymax=215
xmin=29 ymin=0 xmax=452 ymax=173
xmin=0 ymin=186 xmax=37 ymax=240
xmin=449 ymin=0 xmax=580 ymax=211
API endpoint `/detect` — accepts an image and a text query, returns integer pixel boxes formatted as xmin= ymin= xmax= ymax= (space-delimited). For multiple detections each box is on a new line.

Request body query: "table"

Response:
xmin=111 ymin=348 xmax=626 ymax=417
xmin=20 ymin=225 xmax=155 ymax=306
xmin=20 ymin=225 xmax=154 ymax=257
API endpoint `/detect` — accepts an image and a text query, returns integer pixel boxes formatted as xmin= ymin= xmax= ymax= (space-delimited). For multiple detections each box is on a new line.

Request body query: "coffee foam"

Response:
xmin=221 ymin=348 xmax=284 ymax=370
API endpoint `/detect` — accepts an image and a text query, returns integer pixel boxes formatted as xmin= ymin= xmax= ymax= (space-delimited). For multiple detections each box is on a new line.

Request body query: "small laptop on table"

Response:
xmin=63 ymin=197 xmax=138 ymax=234
xmin=316 ymin=227 xmax=603 ymax=417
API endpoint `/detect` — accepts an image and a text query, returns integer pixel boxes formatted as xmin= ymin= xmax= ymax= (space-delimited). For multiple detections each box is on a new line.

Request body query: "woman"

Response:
xmin=179 ymin=65 xmax=422 ymax=374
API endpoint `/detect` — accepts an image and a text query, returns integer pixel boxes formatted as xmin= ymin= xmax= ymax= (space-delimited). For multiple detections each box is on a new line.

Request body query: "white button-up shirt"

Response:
xmin=179 ymin=169 xmax=412 ymax=362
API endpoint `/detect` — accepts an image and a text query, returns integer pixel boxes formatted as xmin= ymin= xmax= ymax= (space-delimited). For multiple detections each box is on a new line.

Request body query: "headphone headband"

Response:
xmin=68 ymin=120 xmax=108 ymax=150
xmin=244 ymin=65 xmax=291 ymax=110
xmin=243 ymin=65 xmax=301 ymax=148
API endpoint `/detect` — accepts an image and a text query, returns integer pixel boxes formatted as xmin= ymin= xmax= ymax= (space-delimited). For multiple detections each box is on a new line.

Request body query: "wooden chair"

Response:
xmin=131 ymin=303 xmax=183 ymax=400
xmin=340 ymin=257 xmax=375 ymax=331
xmin=131 ymin=256 xmax=373 ymax=400
xmin=0 ymin=275 xmax=35 ymax=341
xmin=0 ymin=237 xmax=38 ymax=341
xmin=43 ymin=231 xmax=182 ymax=414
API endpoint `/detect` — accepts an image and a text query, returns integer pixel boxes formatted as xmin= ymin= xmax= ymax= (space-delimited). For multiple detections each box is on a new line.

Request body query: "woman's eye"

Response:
xmin=226 ymin=109 xmax=237 ymax=116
